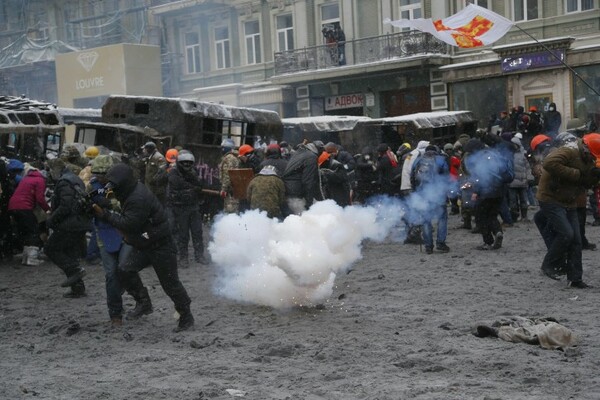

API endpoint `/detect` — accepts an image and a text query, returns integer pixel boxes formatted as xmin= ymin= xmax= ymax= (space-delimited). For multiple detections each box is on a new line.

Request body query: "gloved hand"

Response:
xmin=92 ymin=204 xmax=105 ymax=218
xmin=220 ymin=190 xmax=227 ymax=199
xmin=94 ymin=196 xmax=111 ymax=209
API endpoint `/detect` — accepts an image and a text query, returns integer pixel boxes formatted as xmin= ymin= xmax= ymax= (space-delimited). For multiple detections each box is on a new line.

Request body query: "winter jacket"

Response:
xmin=400 ymin=141 xmax=429 ymax=191
xmin=543 ymin=103 xmax=562 ymax=137
xmin=509 ymin=138 xmax=534 ymax=189
xmin=47 ymin=169 xmax=92 ymax=232
xmin=247 ymin=174 xmax=286 ymax=219
xmin=145 ymin=150 xmax=167 ymax=200
xmin=320 ymin=159 xmax=351 ymax=206
xmin=219 ymin=152 xmax=240 ymax=194
xmin=536 ymin=141 xmax=598 ymax=208
xmin=8 ymin=170 xmax=49 ymax=212
xmin=464 ymin=147 xmax=514 ymax=200
xmin=101 ymin=163 xmax=171 ymax=249
xmin=167 ymin=165 xmax=203 ymax=208
xmin=89 ymin=177 xmax=123 ymax=253
xmin=282 ymin=144 xmax=321 ymax=204
xmin=259 ymin=156 xmax=288 ymax=177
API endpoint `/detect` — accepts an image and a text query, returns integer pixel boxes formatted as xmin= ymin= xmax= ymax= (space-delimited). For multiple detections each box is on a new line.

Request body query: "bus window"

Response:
xmin=7 ymin=132 xmax=18 ymax=149
xmin=76 ymin=127 xmax=97 ymax=145
xmin=18 ymin=113 xmax=40 ymax=125
xmin=230 ymin=121 xmax=246 ymax=145
xmin=202 ymin=118 xmax=223 ymax=145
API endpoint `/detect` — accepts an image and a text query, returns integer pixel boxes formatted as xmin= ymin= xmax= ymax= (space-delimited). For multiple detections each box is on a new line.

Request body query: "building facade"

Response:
xmin=0 ymin=1 xmax=599 ymax=130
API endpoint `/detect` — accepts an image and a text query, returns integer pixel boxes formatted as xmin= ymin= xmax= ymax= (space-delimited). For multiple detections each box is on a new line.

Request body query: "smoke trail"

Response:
xmin=209 ymin=172 xmax=458 ymax=309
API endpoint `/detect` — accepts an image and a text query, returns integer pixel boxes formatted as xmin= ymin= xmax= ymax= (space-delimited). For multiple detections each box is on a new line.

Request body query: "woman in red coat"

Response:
xmin=8 ymin=164 xmax=49 ymax=265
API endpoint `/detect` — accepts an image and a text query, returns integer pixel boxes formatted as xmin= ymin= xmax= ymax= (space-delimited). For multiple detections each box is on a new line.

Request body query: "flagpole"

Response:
xmin=512 ymin=24 xmax=600 ymax=97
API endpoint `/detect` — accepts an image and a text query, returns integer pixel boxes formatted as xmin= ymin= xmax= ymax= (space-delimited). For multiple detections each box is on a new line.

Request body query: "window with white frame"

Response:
xmin=244 ymin=20 xmax=261 ymax=65
xmin=184 ymin=31 xmax=201 ymax=74
xmin=462 ymin=0 xmax=488 ymax=8
xmin=514 ymin=0 xmax=538 ymax=21
xmin=399 ymin=0 xmax=422 ymax=31
xmin=276 ymin=14 xmax=294 ymax=52
xmin=321 ymin=3 xmax=340 ymax=43
xmin=215 ymin=26 xmax=231 ymax=69
xmin=399 ymin=0 xmax=422 ymax=19
xmin=566 ymin=0 xmax=594 ymax=12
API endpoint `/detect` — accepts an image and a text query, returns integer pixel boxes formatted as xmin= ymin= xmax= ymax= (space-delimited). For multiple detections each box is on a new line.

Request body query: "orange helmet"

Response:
xmin=529 ymin=106 xmax=537 ymax=112
xmin=583 ymin=133 xmax=600 ymax=159
xmin=530 ymin=134 xmax=551 ymax=152
xmin=166 ymin=148 xmax=179 ymax=163
xmin=318 ymin=151 xmax=330 ymax=166
xmin=238 ymin=144 xmax=254 ymax=156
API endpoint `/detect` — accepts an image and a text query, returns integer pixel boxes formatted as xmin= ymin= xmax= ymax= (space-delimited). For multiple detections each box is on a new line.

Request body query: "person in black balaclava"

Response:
xmin=93 ymin=163 xmax=194 ymax=332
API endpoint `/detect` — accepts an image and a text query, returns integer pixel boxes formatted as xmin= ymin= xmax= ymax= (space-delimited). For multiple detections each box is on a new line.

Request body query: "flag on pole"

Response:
xmin=384 ymin=4 xmax=513 ymax=48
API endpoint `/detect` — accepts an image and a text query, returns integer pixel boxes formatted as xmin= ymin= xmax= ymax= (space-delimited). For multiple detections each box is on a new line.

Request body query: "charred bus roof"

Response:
xmin=0 ymin=95 xmax=62 ymax=132
xmin=101 ymin=95 xmax=282 ymax=137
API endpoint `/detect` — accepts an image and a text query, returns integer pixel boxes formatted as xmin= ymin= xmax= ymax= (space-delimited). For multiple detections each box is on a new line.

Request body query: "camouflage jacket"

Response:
xmin=247 ymin=175 xmax=285 ymax=219
xmin=219 ymin=152 xmax=240 ymax=194
xmin=144 ymin=151 xmax=167 ymax=198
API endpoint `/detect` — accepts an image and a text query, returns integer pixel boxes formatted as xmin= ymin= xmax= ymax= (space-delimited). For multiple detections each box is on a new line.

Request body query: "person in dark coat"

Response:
xmin=376 ymin=143 xmax=399 ymax=196
xmin=353 ymin=146 xmax=378 ymax=203
xmin=318 ymin=152 xmax=351 ymax=207
xmin=543 ymin=102 xmax=562 ymax=139
xmin=282 ymin=142 xmax=321 ymax=215
xmin=45 ymin=158 xmax=92 ymax=298
xmin=463 ymin=137 xmax=515 ymax=250
xmin=94 ymin=163 xmax=194 ymax=332
xmin=247 ymin=165 xmax=286 ymax=219
xmin=535 ymin=134 xmax=600 ymax=288
xmin=259 ymin=143 xmax=288 ymax=177
xmin=167 ymin=151 xmax=206 ymax=267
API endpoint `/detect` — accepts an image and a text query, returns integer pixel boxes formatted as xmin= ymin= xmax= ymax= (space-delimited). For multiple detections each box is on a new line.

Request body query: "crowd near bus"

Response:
xmin=1 ymin=98 xmax=600 ymax=332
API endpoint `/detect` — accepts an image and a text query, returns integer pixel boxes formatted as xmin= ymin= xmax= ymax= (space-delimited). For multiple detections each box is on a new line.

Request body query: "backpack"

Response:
xmin=411 ymin=154 xmax=437 ymax=187
xmin=64 ymin=179 xmax=93 ymax=215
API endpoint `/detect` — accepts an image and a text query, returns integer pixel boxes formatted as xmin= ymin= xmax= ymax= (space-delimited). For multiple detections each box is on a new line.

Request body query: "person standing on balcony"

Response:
xmin=334 ymin=24 xmax=346 ymax=66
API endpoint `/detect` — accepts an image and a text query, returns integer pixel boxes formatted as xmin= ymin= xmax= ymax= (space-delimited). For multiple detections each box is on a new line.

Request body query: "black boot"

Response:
xmin=127 ymin=287 xmax=153 ymax=319
xmin=63 ymin=280 xmax=86 ymax=298
xmin=174 ymin=306 xmax=194 ymax=332
xmin=61 ymin=266 xmax=86 ymax=288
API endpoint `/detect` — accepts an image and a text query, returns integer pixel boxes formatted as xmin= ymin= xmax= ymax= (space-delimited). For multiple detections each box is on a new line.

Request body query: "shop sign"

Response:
xmin=502 ymin=49 xmax=565 ymax=73
xmin=325 ymin=93 xmax=364 ymax=111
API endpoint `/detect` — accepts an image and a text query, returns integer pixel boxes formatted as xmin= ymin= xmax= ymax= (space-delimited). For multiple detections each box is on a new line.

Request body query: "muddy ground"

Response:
xmin=1 ymin=209 xmax=600 ymax=400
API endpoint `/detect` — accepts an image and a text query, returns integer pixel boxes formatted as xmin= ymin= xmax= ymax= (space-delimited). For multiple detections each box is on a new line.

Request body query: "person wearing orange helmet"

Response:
xmin=535 ymin=132 xmax=600 ymax=288
xmin=165 ymin=148 xmax=179 ymax=165
xmin=238 ymin=144 xmax=261 ymax=173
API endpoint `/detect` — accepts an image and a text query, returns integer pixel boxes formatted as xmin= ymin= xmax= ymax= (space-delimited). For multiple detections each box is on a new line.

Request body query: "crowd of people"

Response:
xmin=1 ymin=103 xmax=599 ymax=330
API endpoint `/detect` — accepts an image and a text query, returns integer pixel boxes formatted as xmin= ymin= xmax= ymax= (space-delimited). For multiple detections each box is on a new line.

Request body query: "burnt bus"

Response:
xmin=73 ymin=95 xmax=283 ymax=189
xmin=0 ymin=97 xmax=64 ymax=164
xmin=283 ymin=111 xmax=477 ymax=155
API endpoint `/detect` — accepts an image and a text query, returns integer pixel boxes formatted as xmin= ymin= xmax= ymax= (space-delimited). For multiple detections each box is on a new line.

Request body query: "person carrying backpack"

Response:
xmin=410 ymin=145 xmax=451 ymax=254
xmin=464 ymin=135 xmax=515 ymax=250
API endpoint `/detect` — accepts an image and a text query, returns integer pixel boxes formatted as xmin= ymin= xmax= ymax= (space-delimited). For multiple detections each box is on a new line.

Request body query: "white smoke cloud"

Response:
xmin=209 ymin=172 xmax=459 ymax=309
xmin=208 ymin=200 xmax=403 ymax=309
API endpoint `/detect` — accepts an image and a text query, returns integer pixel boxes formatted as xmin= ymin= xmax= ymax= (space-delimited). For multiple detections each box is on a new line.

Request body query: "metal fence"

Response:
xmin=274 ymin=31 xmax=447 ymax=75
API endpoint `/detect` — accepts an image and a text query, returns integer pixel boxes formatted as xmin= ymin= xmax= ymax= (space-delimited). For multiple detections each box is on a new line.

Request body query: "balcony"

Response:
xmin=274 ymin=31 xmax=448 ymax=76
